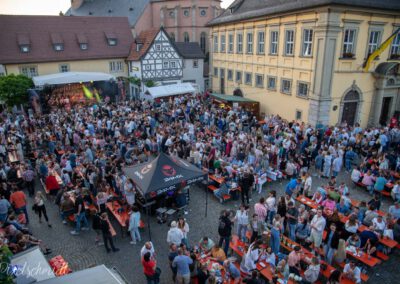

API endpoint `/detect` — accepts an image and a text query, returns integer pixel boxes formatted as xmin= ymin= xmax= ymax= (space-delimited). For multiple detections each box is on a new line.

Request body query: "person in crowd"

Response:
xmin=98 ymin=212 xmax=119 ymax=253
xmin=172 ymin=247 xmax=193 ymax=284
xmin=177 ymin=217 xmax=189 ymax=247
xmin=223 ymin=259 xmax=241 ymax=284
xmin=141 ymin=241 xmax=156 ymax=259
xmin=218 ymin=210 xmax=233 ymax=256
xmin=208 ymin=244 xmax=226 ymax=262
xmin=343 ymin=260 xmax=361 ymax=284
xmin=70 ymin=188 xmax=90 ymax=235
xmin=33 ymin=192 xmax=51 ymax=227
xmin=142 ymin=251 xmax=160 ymax=284
xmin=323 ymin=223 xmax=340 ymax=264
xmin=128 ymin=205 xmax=141 ymax=245
xmin=287 ymin=246 xmax=302 ymax=276
xmin=309 ymin=208 xmax=326 ymax=255
xmin=302 ymin=257 xmax=320 ymax=284
xmin=10 ymin=187 xmax=28 ymax=224
xmin=167 ymin=221 xmax=184 ymax=246
xmin=198 ymin=237 xmax=215 ymax=254
xmin=286 ymin=201 xmax=298 ymax=241
xmin=234 ymin=204 xmax=249 ymax=242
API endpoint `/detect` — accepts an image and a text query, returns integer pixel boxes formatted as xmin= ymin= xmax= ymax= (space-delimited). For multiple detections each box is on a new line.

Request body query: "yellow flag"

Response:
xmin=94 ymin=89 xmax=102 ymax=103
xmin=363 ymin=27 xmax=400 ymax=72
xmin=82 ymin=85 xmax=93 ymax=99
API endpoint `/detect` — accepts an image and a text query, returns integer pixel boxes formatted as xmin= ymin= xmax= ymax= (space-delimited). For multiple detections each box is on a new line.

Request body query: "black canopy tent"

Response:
xmin=123 ymin=152 xmax=208 ymax=239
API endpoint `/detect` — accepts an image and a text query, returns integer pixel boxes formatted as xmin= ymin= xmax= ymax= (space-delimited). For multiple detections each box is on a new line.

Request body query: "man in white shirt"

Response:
xmin=351 ymin=167 xmax=362 ymax=183
xmin=140 ymin=241 xmax=156 ymax=258
xmin=309 ymin=208 xmax=326 ymax=254
xmin=343 ymin=261 xmax=361 ymax=284
xmin=167 ymin=221 xmax=184 ymax=246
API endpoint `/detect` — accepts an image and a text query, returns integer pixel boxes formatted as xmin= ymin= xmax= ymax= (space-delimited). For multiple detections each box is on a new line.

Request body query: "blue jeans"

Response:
xmin=219 ymin=236 xmax=230 ymax=256
xmin=0 ymin=213 xmax=7 ymax=222
xmin=237 ymin=224 xmax=248 ymax=241
xmin=75 ymin=212 xmax=89 ymax=232
xmin=324 ymin=245 xmax=336 ymax=264
xmin=345 ymin=159 xmax=352 ymax=171
xmin=270 ymin=227 xmax=280 ymax=255
xmin=267 ymin=210 xmax=276 ymax=224
xmin=130 ymin=227 xmax=141 ymax=243
xmin=16 ymin=206 xmax=29 ymax=223
xmin=289 ymin=223 xmax=297 ymax=241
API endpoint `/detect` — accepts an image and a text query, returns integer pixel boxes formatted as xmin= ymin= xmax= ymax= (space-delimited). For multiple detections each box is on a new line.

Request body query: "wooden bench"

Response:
xmin=379 ymin=190 xmax=391 ymax=197
xmin=207 ymin=185 xmax=218 ymax=191
xmin=376 ymin=251 xmax=389 ymax=261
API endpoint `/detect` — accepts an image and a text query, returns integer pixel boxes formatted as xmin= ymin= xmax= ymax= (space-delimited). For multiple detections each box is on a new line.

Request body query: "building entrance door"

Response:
xmin=341 ymin=102 xmax=358 ymax=126
xmin=379 ymin=97 xmax=392 ymax=126
xmin=220 ymin=69 xmax=225 ymax=94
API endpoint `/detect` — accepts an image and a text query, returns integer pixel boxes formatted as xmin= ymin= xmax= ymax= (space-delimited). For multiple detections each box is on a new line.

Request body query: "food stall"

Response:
xmin=211 ymin=93 xmax=260 ymax=119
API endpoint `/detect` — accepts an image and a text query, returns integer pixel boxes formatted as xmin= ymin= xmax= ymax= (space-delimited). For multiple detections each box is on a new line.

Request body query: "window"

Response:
xmin=284 ymin=30 xmax=294 ymax=55
xmin=193 ymin=60 xmax=198 ymax=68
xmin=227 ymin=69 xmax=233 ymax=80
xmin=213 ymin=34 xmax=218 ymax=52
xmin=391 ymin=33 xmax=400 ymax=59
xmin=220 ymin=35 xmax=226 ymax=52
xmin=80 ymin=43 xmax=88 ymax=50
xmin=246 ymin=32 xmax=253 ymax=54
xmin=245 ymin=72 xmax=252 ymax=85
xmin=220 ymin=69 xmax=225 ymax=78
xmin=236 ymin=71 xmax=242 ymax=82
xmin=20 ymin=45 xmax=30 ymax=53
xmin=228 ymin=34 xmax=234 ymax=53
xmin=183 ymin=9 xmax=190 ymax=17
xmin=20 ymin=66 xmax=38 ymax=78
xmin=214 ymin=67 xmax=218 ymax=76
xmin=109 ymin=61 xmax=123 ymax=72
xmin=163 ymin=61 xmax=169 ymax=69
xmin=170 ymin=33 xmax=175 ymax=42
xmin=108 ymin=38 xmax=117 ymax=46
xmin=200 ymin=32 xmax=206 ymax=53
xmin=169 ymin=10 xmax=175 ymax=18
xmin=255 ymin=74 xmax=264 ymax=87
xmin=237 ymin=33 xmax=243 ymax=53
xmin=145 ymin=65 xmax=151 ymax=70
xmin=59 ymin=64 xmax=69 ymax=73
xmin=183 ymin=32 xmax=190 ymax=43
xmin=53 ymin=44 xmax=64 ymax=51
xmin=295 ymin=110 xmax=302 ymax=120
xmin=342 ymin=28 xmax=356 ymax=58
xmin=297 ymin=82 xmax=309 ymax=97
xmin=267 ymin=76 xmax=276 ymax=90
xmin=367 ymin=31 xmax=381 ymax=56
xmin=302 ymin=29 xmax=313 ymax=56
xmin=257 ymin=31 xmax=265 ymax=54
xmin=155 ymin=44 xmax=161 ymax=51
xmin=281 ymin=78 xmax=292 ymax=94
xmin=200 ymin=9 xmax=207 ymax=17
xmin=270 ymin=31 xmax=278 ymax=55
xmin=171 ymin=61 xmax=176 ymax=68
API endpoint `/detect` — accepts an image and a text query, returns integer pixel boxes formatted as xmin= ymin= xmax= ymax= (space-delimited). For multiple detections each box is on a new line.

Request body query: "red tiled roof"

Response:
xmin=127 ymin=29 xmax=159 ymax=61
xmin=0 ymin=15 xmax=134 ymax=64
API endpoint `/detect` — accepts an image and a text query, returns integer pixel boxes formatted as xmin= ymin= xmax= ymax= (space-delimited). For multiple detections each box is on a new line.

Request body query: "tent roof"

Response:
xmin=146 ymin=83 xmax=196 ymax=98
xmin=211 ymin=93 xmax=257 ymax=103
xmin=32 ymin=71 xmax=115 ymax=86
xmin=123 ymin=153 xmax=207 ymax=199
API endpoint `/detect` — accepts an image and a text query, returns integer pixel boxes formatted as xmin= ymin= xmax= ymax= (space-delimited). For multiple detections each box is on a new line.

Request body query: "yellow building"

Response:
xmin=0 ymin=15 xmax=134 ymax=79
xmin=208 ymin=0 xmax=400 ymax=127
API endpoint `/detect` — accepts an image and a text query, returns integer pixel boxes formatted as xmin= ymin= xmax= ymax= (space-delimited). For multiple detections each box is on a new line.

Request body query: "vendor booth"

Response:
xmin=31 ymin=72 xmax=119 ymax=114
xmin=142 ymin=82 xmax=196 ymax=101
xmin=123 ymin=152 xmax=208 ymax=238
xmin=211 ymin=93 xmax=260 ymax=119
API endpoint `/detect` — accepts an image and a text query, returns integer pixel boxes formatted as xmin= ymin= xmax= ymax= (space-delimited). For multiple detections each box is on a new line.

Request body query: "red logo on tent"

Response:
xmin=162 ymin=165 xmax=176 ymax=177
xmin=149 ymin=192 xmax=157 ymax=198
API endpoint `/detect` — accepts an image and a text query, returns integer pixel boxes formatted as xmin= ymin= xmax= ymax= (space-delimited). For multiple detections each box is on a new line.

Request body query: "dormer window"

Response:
xmin=108 ymin=39 xmax=117 ymax=46
xmin=54 ymin=44 xmax=64 ymax=51
xmin=20 ymin=45 xmax=30 ymax=53
xmin=136 ymin=43 xmax=143 ymax=52
xmin=80 ymin=43 xmax=88 ymax=50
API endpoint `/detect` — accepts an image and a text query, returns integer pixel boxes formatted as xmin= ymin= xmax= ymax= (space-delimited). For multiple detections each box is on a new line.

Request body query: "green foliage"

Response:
xmin=128 ymin=77 xmax=141 ymax=86
xmin=0 ymin=245 xmax=13 ymax=283
xmin=0 ymin=74 xmax=34 ymax=107
xmin=144 ymin=80 xmax=157 ymax=88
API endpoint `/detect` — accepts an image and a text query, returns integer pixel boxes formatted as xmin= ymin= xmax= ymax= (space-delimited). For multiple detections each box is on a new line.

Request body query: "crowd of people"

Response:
xmin=0 ymin=91 xmax=399 ymax=284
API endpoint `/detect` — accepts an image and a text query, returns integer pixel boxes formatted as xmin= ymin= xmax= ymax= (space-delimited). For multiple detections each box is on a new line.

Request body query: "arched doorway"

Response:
xmin=341 ymin=90 xmax=360 ymax=126
xmin=233 ymin=88 xmax=243 ymax=97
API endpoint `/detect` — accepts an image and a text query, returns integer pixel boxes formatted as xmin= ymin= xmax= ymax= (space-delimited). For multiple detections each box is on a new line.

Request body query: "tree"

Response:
xmin=0 ymin=74 xmax=34 ymax=107
xmin=0 ymin=245 xmax=13 ymax=284
xmin=144 ymin=80 xmax=157 ymax=88
xmin=128 ymin=76 xmax=141 ymax=87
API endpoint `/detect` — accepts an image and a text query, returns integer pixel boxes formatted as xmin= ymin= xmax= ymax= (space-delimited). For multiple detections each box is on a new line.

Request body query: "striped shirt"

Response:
xmin=254 ymin=202 xmax=267 ymax=222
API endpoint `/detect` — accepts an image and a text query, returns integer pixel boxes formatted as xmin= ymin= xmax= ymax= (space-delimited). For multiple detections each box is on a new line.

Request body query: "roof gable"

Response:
xmin=0 ymin=15 xmax=134 ymax=65
xmin=127 ymin=29 xmax=159 ymax=61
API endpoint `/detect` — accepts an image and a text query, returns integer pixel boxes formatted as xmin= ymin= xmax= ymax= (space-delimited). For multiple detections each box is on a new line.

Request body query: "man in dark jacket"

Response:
xmin=240 ymin=170 xmax=254 ymax=205
xmin=218 ymin=210 xmax=233 ymax=256
xmin=323 ymin=223 xmax=340 ymax=264
xmin=99 ymin=213 xmax=119 ymax=253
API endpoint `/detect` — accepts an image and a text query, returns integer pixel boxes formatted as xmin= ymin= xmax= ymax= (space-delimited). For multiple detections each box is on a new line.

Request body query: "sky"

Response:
xmin=0 ymin=0 xmax=236 ymax=15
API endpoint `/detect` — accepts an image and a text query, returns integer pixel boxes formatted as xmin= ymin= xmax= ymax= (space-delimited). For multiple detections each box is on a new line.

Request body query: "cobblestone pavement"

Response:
xmin=27 ymin=170 xmax=399 ymax=284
